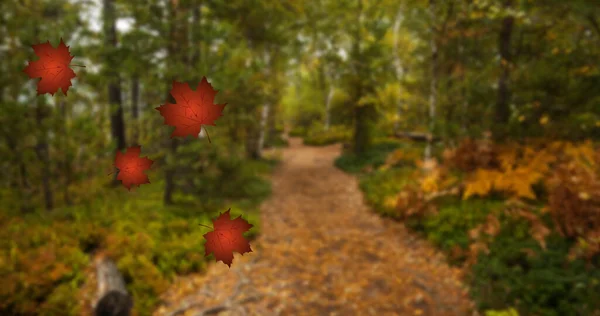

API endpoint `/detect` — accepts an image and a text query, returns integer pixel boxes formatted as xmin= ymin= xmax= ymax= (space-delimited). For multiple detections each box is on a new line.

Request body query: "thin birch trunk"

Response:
xmin=258 ymin=103 xmax=270 ymax=150
xmin=392 ymin=8 xmax=404 ymax=133
xmin=324 ymin=86 xmax=334 ymax=131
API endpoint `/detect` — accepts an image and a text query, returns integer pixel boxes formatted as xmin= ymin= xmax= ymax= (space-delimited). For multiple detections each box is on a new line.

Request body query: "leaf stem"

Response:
xmin=70 ymin=64 xmax=86 ymax=68
xmin=198 ymin=223 xmax=213 ymax=229
xmin=204 ymin=126 xmax=212 ymax=144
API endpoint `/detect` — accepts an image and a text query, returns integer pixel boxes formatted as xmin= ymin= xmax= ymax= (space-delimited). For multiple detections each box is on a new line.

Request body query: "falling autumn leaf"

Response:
xmin=155 ymin=77 xmax=226 ymax=140
xmin=23 ymin=38 xmax=78 ymax=95
xmin=113 ymin=146 xmax=154 ymax=190
xmin=202 ymin=209 xmax=253 ymax=267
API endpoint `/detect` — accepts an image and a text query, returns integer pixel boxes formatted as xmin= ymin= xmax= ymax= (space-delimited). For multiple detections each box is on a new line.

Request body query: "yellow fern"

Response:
xmin=420 ymin=172 xmax=439 ymax=193
xmin=464 ymin=169 xmax=501 ymax=199
xmin=463 ymin=145 xmax=556 ymax=200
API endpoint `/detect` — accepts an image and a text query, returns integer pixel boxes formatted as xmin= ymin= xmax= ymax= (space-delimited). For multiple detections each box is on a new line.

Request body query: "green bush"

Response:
xmin=359 ymin=167 xmax=414 ymax=217
xmin=289 ymin=126 xmax=307 ymax=137
xmin=420 ymin=197 xmax=505 ymax=254
xmin=470 ymin=220 xmax=600 ymax=316
xmin=0 ymin=156 xmax=274 ymax=315
xmin=485 ymin=308 xmax=519 ymax=316
xmin=355 ymin=160 xmax=600 ymax=315
xmin=304 ymin=126 xmax=351 ymax=146
xmin=335 ymin=140 xmax=404 ymax=173
xmin=265 ymin=133 xmax=289 ymax=148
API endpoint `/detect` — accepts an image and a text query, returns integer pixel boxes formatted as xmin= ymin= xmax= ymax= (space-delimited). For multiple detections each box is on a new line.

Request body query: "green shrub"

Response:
xmin=289 ymin=126 xmax=307 ymax=137
xmin=335 ymin=140 xmax=405 ymax=173
xmin=470 ymin=221 xmax=600 ymax=316
xmin=359 ymin=167 xmax=414 ymax=217
xmin=420 ymin=197 xmax=504 ymax=253
xmin=410 ymin=195 xmax=600 ymax=315
xmin=0 ymin=157 xmax=273 ymax=315
xmin=304 ymin=126 xmax=351 ymax=146
xmin=265 ymin=133 xmax=289 ymax=148
xmin=485 ymin=308 xmax=519 ymax=316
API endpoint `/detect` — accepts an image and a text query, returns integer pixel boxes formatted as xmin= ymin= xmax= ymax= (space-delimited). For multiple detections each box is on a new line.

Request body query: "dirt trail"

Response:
xmin=155 ymin=138 xmax=473 ymax=316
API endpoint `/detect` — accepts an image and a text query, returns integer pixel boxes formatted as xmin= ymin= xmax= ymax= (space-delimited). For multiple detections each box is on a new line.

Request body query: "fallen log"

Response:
xmin=93 ymin=257 xmax=133 ymax=316
xmin=393 ymin=131 xmax=440 ymax=142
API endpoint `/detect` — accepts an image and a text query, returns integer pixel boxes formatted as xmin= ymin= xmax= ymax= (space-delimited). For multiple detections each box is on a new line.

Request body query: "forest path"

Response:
xmin=155 ymin=138 xmax=473 ymax=316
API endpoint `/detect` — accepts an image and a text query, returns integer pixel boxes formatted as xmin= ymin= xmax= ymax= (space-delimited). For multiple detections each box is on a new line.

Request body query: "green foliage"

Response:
xmin=0 ymin=157 xmax=272 ymax=315
xmin=289 ymin=126 xmax=308 ymax=137
xmin=471 ymin=224 xmax=600 ymax=316
xmin=304 ymin=125 xmax=351 ymax=146
xmin=359 ymin=167 xmax=414 ymax=217
xmin=265 ymin=133 xmax=289 ymax=148
xmin=485 ymin=308 xmax=519 ymax=316
xmin=420 ymin=198 xmax=504 ymax=253
xmin=335 ymin=139 xmax=404 ymax=173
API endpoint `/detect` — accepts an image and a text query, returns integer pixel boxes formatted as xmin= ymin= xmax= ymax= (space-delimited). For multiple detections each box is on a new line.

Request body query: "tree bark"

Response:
xmin=351 ymin=0 xmax=371 ymax=155
xmin=163 ymin=0 xmax=183 ymax=205
xmin=34 ymin=96 xmax=54 ymax=211
xmin=495 ymin=0 xmax=514 ymax=141
xmin=58 ymin=96 xmax=72 ymax=206
xmin=258 ymin=103 xmax=270 ymax=151
xmin=104 ymin=0 xmax=126 ymax=150
xmin=103 ymin=0 xmax=127 ymax=176
xmin=93 ymin=257 xmax=132 ymax=316
xmin=324 ymin=86 xmax=334 ymax=131
xmin=245 ymin=126 xmax=261 ymax=159
xmin=130 ymin=75 xmax=139 ymax=145
xmin=425 ymin=0 xmax=438 ymax=164
xmin=459 ymin=41 xmax=468 ymax=134
xmin=392 ymin=8 xmax=404 ymax=133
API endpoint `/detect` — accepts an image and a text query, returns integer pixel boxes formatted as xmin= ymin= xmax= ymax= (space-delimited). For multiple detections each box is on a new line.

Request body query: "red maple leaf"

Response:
xmin=203 ymin=209 xmax=253 ymax=267
xmin=23 ymin=39 xmax=77 ymax=96
xmin=113 ymin=146 xmax=154 ymax=190
xmin=155 ymin=77 xmax=226 ymax=139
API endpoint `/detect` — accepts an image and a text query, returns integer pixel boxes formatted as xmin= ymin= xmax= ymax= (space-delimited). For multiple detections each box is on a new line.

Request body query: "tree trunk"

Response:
xmin=392 ymin=8 xmax=404 ymax=133
xmin=324 ymin=86 xmax=334 ymax=131
xmin=34 ymin=96 xmax=54 ymax=211
xmin=495 ymin=0 xmax=514 ymax=141
xmin=191 ymin=0 xmax=202 ymax=68
xmin=130 ymin=75 xmax=139 ymax=145
xmin=351 ymin=0 xmax=371 ymax=155
xmin=245 ymin=126 xmax=261 ymax=159
xmin=93 ymin=257 xmax=132 ymax=316
xmin=267 ymin=98 xmax=278 ymax=144
xmin=425 ymin=0 xmax=438 ymax=165
xmin=258 ymin=103 xmax=270 ymax=151
xmin=162 ymin=0 xmax=183 ymax=206
xmin=103 ymin=0 xmax=127 ymax=179
xmin=353 ymin=102 xmax=371 ymax=155
xmin=459 ymin=41 xmax=469 ymax=134
xmin=58 ymin=96 xmax=72 ymax=205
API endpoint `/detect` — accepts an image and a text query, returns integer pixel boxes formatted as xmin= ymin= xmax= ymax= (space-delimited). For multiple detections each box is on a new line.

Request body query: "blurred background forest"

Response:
xmin=1 ymin=0 xmax=599 ymax=315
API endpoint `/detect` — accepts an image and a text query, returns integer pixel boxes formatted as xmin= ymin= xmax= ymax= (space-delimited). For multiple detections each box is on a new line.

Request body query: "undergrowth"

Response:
xmin=303 ymin=125 xmax=351 ymax=146
xmin=348 ymin=138 xmax=600 ymax=316
xmin=0 ymin=157 xmax=275 ymax=315
xmin=334 ymin=139 xmax=408 ymax=173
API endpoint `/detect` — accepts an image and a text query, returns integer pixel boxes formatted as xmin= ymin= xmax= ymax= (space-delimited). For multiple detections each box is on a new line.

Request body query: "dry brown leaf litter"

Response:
xmin=154 ymin=138 xmax=473 ymax=316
